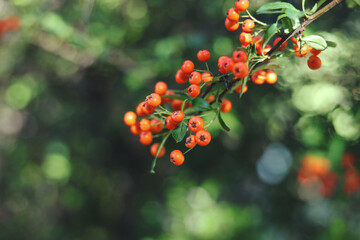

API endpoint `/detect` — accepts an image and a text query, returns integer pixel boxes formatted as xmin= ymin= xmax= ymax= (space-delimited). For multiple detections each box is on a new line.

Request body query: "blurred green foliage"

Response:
xmin=0 ymin=0 xmax=359 ymax=239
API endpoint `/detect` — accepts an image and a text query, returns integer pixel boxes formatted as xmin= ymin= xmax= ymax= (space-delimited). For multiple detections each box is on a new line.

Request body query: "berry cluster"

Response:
xmin=123 ymin=0 xmax=338 ymax=173
xmin=297 ymin=153 xmax=360 ymax=196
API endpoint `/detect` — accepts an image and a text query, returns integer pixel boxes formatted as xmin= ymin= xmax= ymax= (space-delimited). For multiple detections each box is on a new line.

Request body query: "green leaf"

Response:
xmin=262 ymin=24 xmax=281 ymax=49
xmin=346 ymin=0 xmax=360 ymax=9
xmin=257 ymin=2 xmax=298 ymax=14
xmin=191 ymin=97 xmax=210 ymax=111
xmin=217 ymin=111 xmax=230 ymax=132
xmin=150 ymin=132 xmax=171 ymax=174
xmin=161 ymin=94 xmax=188 ymax=101
xmin=326 ymin=40 xmax=337 ymax=48
xmin=310 ymin=0 xmax=327 ymax=14
xmin=280 ymin=16 xmax=293 ymax=33
xmin=172 ymin=122 xmax=187 ymax=143
xmin=284 ymin=8 xmax=304 ymax=22
xmin=302 ymin=35 xmax=327 ymax=50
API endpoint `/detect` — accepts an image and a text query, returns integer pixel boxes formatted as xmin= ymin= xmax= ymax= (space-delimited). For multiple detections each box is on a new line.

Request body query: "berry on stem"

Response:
xmin=150 ymin=143 xmax=166 ymax=158
xmin=307 ymin=55 xmax=322 ymax=70
xmin=188 ymin=116 xmax=205 ymax=133
xmin=181 ymin=60 xmax=195 ymax=74
xmin=154 ymin=81 xmax=168 ymax=96
xmin=124 ymin=111 xmax=137 ymax=126
xmin=185 ymin=135 xmax=197 ymax=148
xmin=188 ymin=84 xmax=201 ymax=97
xmin=242 ymin=19 xmax=254 ymax=33
xmin=195 ymin=130 xmax=211 ymax=146
xmin=140 ymin=131 xmax=153 ymax=145
xmin=197 ymin=50 xmax=211 ymax=62
xmin=235 ymin=0 xmax=249 ymax=11
xmin=170 ymin=150 xmax=184 ymax=166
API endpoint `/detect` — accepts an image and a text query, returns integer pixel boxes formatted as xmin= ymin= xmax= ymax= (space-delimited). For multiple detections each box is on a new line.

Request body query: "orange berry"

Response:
xmin=130 ymin=122 xmax=141 ymax=135
xmin=146 ymin=93 xmax=161 ymax=107
xmin=150 ymin=143 xmax=166 ymax=158
xmin=232 ymin=62 xmax=249 ymax=79
xmin=166 ymin=115 xmax=178 ymax=130
xmin=124 ymin=111 xmax=137 ymax=126
xmin=235 ymin=84 xmax=248 ymax=94
xmin=175 ymin=69 xmax=188 ymax=84
xmin=266 ymin=71 xmax=277 ymax=84
xmin=136 ymin=102 xmax=147 ymax=117
xmin=162 ymin=90 xmax=175 ymax=104
xmin=189 ymin=71 xmax=202 ymax=85
xmin=170 ymin=150 xmax=184 ymax=166
xmin=227 ymin=8 xmax=240 ymax=21
xmin=294 ymin=44 xmax=310 ymax=57
xmin=206 ymin=95 xmax=215 ymax=102
xmin=197 ymin=50 xmax=211 ymax=62
xmin=291 ymin=36 xmax=297 ymax=44
xmin=225 ymin=18 xmax=240 ymax=31
xmin=188 ymin=116 xmax=205 ymax=133
xmin=232 ymin=50 xmax=247 ymax=63
xmin=218 ymin=56 xmax=234 ymax=74
xmin=154 ymin=81 xmax=168 ymax=96
xmin=139 ymin=118 xmax=151 ymax=131
xmin=272 ymin=37 xmax=288 ymax=51
xmin=181 ymin=60 xmax=194 ymax=74
xmin=139 ymin=131 xmax=153 ymax=145
xmin=262 ymin=44 xmax=272 ymax=55
xmin=242 ymin=19 xmax=254 ymax=33
xmin=140 ymin=101 xmax=155 ymax=115
xmin=239 ymin=32 xmax=253 ymax=46
xmin=307 ymin=55 xmax=322 ymax=70
xmin=185 ymin=135 xmax=197 ymax=148
xmin=195 ymin=130 xmax=211 ymax=146
xmin=310 ymin=48 xmax=322 ymax=55
xmin=150 ymin=118 xmax=164 ymax=133
xmin=171 ymin=99 xmax=183 ymax=111
xmin=235 ymin=0 xmax=249 ymax=11
xmin=251 ymin=70 xmax=266 ymax=85
xmin=202 ymin=72 xmax=213 ymax=82
xmin=188 ymin=84 xmax=201 ymax=97
xmin=220 ymin=99 xmax=232 ymax=113
xmin=171 ymin=110 xmax=185 ymax=123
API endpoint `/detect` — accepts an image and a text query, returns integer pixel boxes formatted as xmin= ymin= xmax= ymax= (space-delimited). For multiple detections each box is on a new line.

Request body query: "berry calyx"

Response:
xmin=188 ymin=116 xmax=205 ymax=133
xmin=185 ymin=135 xmax=197 ymax=148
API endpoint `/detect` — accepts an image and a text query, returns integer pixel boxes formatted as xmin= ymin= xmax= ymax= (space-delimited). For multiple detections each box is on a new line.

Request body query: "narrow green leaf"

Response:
xmin=262 ymin=24 xmax=281 ymax=49
xmin=150 ymin=132 xmax=171 ymax=174
xmin=326 ymin=40 xmax=337 ymax=48
xmin=280 ymin=16 xmax=293 ymax=32
xmin=284 ymin=8 xmax=304 ymax=22
xmin=218 ymin=111 xmax=230 ymax=132
xmin=161 ymin=94 xmax=188 ymax=101
xmin=310 ymin=0 xmax=328 ymax=14
xmin=257 ymin=2 xmax=298 ymax=14
xmin=191 ymin=97 xmax=210 ymax=111
xmin=172 ymin=122 xmax=187 ymax=143
xmin=302 ymin=35 xmax=327 ymax=50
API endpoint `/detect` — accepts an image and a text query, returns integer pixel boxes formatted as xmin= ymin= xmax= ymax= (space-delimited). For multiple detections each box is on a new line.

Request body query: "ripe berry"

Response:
xmin=291 ymin=36 xmax=297 ymax=44
xmin=197 ymin=50 xmax=211 ymax=62
xmin=251 ymin=70 xmax=266 ymax=85
xmin=307 ymin=55 xmax=322 ymax=70
xmin=150 ymin=143 xmax=166 ymax=158
xmin=171 ymin=110 xmax=185 ymax=123
xmin=202 ymin=72 xmax=213 ymax=82
xmin=273 ymin=37 xmax=288 ymax=51
xmin=225 ymin=18 xmax=240 ymax=31
xmin=171 ymin=99 xmax=183 ymax=111
xmin=195 ymin=130 xmax=211 ymax=146
xmin=140 ymin=131 xmax=153 ymax=145
xmin=139 ymin=118 xmax=151 ymax=131
xmin=227 ymin=8 xmax=240 ymax=21
xmin=136 ymin=102 xmax=147 ymax=117
xmin=310 ymin=48 xmax=322 ymax=55
xmin=242 ymin=19 xmax=254 ymax=33
xmin=239 ymin=32 xmax=253 ymax=46
xmin=266 ymin=71 xmax=277 ymax=84
xmin=235 ymin=84 xmax=248 ymax=94
xmin=189 ymin=71 xmax=202 ymax=85
xmin=124 ymin=111 xmax=137 ymax=126
xmin=175 ymin=69 xmax=188 ymax=84
xmin=150 ymin=118 xmax=164 ymax=133
xmin=181 ymin=60 xmax=194 ymax=74
xmin=166 ymin=115 xmax=178 ymax=130
xmin=294 ymin=44 xmax=310 ymax=57
xmin=262 ymin=44 xmax=272 ymax=55
xmin=218 ymin=57 xmax=234 ymax=74
xmin=235 ymin=0 xmax=249 ymax=11
xmin=154 ymin=81 xmax=168 ymax=96
xmin=341 ymin=153 xmax=355 ymax=168
xmin=146 ymin=93 xmax=161 ymax=107
xmin=206 ymin=95 xmax=215 ymax=102
xmin=188 ymin=84 xmax=201 ymax=97
xmin=170 ymin=150 xmax=184 ymax=166
xmin=188 ymin=116 xmax=205 ymax=133
xmin=232 ymin=62 xmax=249 ymax=79
xmin=141 ymin=101 xmax=155 ymax=115
xmin=232 ymin=50 xmax=247 ymax=63
xmin=130 ymin=122 xmax=141 ymax=135
xmin=220 ymin=99 xmax=232 ymax=113
xmin=185 ymin=135 xmax=197 ymax=148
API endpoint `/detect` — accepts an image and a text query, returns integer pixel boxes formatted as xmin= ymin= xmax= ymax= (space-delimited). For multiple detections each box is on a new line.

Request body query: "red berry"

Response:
xmin=154 ymin=81 xmax=168 ymax=96
xmin=185 ymin=135 xmax=197 ymax=148
xmin=139 ymin=118 xmax=151 ymax=131
xmin=265 ymin=71 xmax=277 ymax=84
xmin=139 ymin=131 xmax=153 ymax=145
xmin=188 ymin=84 xmax=201 ymax=97
xmin=227 ymin=8 xmax=240 ymax=21
xmin=307 ymin=55 xmax=322 ymax=70
xmin=197 ymin=50 xmax=211 ymax=62
xmin=170 ymin=150 xmax=184 ymax=166
xmin=188 ymin=116 xmax=205 ymax=133
xmin=181 ymin=60 xmax=195 ymax=74
xmin=175 ymin=69 xmax=188 ymax=84
xmin=150 ymin=143 xmax=166 ymax=158
xmin=189 ymin=71 xmax=202 ymax=85
xmin=166 ymin=115 xmax=178 ymax=130
xmin=273 ymin=37 xmax=288 ymax=51
xmin=239 ymin=32 xmax=252 ymax=46
xmin=232 ymin=62 xmax=249 ymax=79
xmin=242 ymin=19 xmax=254 ymax=33
xmin=146 ymin=93 xmax=162 ymax=107
xmin=235 ymin=84 xmax=248 ymax=94
xmin=171 ymin=110 xmax=185 ymax=123
xmin=195 ymin=130 xmax=211 ymax=146
xmin=232 ymin=50 xmax=248 ymax=63
xmin=150 ymin=118 xmax=164 ymax=133
xmin=220 ymin=99 xmax=232 ymax=113
xmin=235 ymin=0 xmax=249 ymax=11
xmin=124 ymin=111 xmax=137 ymax=126
xmin=225 ymin=18 xmax=240 ymax=31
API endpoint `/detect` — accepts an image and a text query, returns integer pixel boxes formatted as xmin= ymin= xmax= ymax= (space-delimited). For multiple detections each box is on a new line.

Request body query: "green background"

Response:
xmin=0 ymin=0 xmax=359 ymax=239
